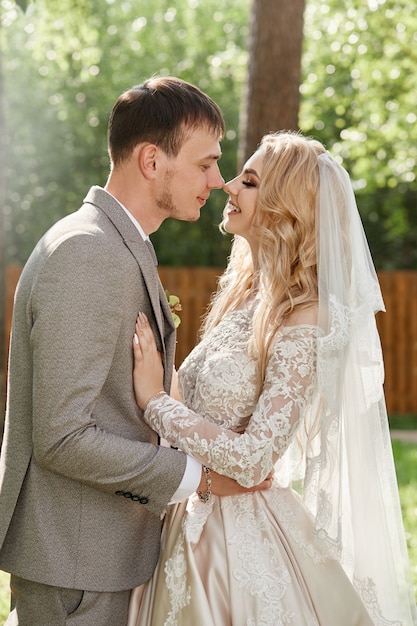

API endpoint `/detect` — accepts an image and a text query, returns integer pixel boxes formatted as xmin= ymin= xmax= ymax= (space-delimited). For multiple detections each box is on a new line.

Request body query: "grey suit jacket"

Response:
xmin=0 ymin=187 xmax=187 ymax=592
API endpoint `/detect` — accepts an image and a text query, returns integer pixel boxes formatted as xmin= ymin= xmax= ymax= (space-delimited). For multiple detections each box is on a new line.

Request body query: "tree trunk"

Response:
xmin=239 ymin=0 xmax=306 ymax=166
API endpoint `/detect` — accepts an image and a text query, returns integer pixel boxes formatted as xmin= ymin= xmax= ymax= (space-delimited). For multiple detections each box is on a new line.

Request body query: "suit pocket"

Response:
xmin=60 ymin=588 xmax=84 ymax=616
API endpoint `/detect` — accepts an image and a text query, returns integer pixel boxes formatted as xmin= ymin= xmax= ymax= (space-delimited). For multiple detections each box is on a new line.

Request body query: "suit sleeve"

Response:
xmin=30 ymin=233 xmax=186 ymax=516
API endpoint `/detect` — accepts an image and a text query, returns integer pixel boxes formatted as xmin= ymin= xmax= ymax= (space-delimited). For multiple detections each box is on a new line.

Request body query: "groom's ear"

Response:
xmin=138 ymin=143 xmax=159 ymax=180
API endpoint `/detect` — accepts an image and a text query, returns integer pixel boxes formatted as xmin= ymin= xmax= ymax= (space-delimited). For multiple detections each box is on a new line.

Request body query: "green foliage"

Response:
xmin=1 ymin=0 xmax=248 ymax=266
xmin=389 ymin=414 xmax=417 ymax=430
xmin=300 ymin=0 xmax=417 ymax=269
xmin=1 ymin=0 xmax=417 ymax=267
xmin=391 ymin=440 xmax=417 ymax=595
xmin=12 ymin=0 xmax=28 ymax=10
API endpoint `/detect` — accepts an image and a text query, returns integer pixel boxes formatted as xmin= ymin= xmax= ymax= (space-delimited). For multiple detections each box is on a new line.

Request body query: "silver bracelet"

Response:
xmin=197 ymin=465 xmax=212 ymax=503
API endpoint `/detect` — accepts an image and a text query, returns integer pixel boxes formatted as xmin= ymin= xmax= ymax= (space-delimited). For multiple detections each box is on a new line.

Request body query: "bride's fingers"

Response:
xmin=135 ymin=313 xmax=157 ymax=349
xmin=134 ymin=313 xmax=161 ymax=359
xmin=135 ymin=321 xmax=151 ymax=348
xmin=138 ymin=311 xmax=149 ymax=326
xmin=133 ymin=333 xmax=143 ymax=359
xmin=133 ymin=315 xmax=149 ymax=357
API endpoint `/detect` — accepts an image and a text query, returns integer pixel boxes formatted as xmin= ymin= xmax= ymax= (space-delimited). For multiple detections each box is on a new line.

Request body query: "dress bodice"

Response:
xmin=178 ymin=308 xmax=259 ymax=431
xmin=145 ymin=305 xmax=320 ymax=488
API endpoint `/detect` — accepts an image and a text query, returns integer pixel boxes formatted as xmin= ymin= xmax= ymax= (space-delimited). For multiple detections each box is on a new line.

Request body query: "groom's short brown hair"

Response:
xmin=108 ymin=76 xmax=225 ymax=165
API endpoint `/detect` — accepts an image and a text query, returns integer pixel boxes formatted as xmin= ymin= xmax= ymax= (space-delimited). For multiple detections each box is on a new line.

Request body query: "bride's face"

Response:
xmin=222 ymin=150 xmax=263 ymax=249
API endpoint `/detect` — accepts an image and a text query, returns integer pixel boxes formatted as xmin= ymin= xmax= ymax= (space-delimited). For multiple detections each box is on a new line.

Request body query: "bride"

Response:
xmin=129 ymin=132 xmax=416 ymax=625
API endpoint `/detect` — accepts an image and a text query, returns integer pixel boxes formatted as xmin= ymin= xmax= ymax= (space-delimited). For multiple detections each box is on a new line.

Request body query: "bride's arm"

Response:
xmin=133 ymin=313 xmax=317 ymax=487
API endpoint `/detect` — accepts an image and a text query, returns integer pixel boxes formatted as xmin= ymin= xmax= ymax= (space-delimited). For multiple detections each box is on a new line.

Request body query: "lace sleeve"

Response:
xmin=144 ymin=327 xmax=318 ymax=487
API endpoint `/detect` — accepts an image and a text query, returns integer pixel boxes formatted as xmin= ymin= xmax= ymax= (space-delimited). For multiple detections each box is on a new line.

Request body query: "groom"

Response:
xmin=0 ymin=77 xmax=271 ymax=625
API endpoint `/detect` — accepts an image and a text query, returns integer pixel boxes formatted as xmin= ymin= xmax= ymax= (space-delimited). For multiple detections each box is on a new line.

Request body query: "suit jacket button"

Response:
xmin=139 ymin=497 xmax=149 ymax=505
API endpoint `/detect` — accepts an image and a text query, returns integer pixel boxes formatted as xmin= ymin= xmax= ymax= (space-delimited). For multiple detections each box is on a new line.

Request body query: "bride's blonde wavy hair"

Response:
xmin=201 ymin=131 xmax=326 ymax=393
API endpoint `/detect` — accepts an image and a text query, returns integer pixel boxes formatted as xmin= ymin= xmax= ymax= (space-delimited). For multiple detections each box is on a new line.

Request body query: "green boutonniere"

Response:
xmin=165 ymin=290 xmax=182 ymax=328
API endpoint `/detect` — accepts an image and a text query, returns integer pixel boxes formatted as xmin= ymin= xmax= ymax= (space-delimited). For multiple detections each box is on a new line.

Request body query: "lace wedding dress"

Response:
xmin=127 ymin=304 xmax=393 ymax=626
xmin=128 ymin=150 xmax=416 ymax=625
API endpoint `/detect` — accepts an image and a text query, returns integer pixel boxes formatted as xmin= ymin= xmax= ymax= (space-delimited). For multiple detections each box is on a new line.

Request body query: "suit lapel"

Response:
xmin=83 ymin=187 xmax=175 ymax=355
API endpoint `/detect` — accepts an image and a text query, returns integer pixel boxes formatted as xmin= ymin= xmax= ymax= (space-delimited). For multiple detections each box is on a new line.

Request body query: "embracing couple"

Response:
xmin=0 ymin=77 xmax=415 ymax=625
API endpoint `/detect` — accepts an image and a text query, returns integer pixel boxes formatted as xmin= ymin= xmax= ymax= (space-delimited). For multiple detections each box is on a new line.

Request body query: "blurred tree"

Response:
xmin=1 ymin=0 xmax=416 ymax=269
xmin=239 ymin=0 xmax=305 ymax=165
xmin=299 ymin=0 xmax=417 ymax=269
xmin=1 ymin=0 xmax=250 ymax=267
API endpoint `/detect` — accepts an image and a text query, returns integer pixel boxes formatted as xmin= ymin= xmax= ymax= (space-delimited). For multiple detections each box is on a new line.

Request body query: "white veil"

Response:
xmin=301 ymin=152 xmax=416 ymax=624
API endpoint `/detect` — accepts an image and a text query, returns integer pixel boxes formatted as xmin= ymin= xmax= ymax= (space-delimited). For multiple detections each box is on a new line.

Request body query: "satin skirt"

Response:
xmin=128 ymin=485 xmax=374 ymax=626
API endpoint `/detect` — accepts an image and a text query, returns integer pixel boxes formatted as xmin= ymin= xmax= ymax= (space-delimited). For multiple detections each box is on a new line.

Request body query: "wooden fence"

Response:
xmin=376 ymin=272 xmax=417 ymax=415
xmin=4 ymin=266 xmax=417 ymax=415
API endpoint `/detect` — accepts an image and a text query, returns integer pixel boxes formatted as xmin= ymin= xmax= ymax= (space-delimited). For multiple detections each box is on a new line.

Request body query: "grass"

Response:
xmin=388 ymin=409 xmax=417 ymax=596
xmin=0 ymin=437 xmax=416 ymax=623
xmin=389 ymin=414 xmax=417 ymax=430
xmin=392 ymin=439 xmax=417 ymax=596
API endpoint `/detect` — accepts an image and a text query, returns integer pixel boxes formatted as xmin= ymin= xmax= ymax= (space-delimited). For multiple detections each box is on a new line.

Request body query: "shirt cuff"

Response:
xmin=169 ymin=455 xmax=202 ymax=504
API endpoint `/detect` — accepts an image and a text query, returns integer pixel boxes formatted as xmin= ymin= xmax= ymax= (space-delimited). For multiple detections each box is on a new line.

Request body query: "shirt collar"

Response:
xmin=105 ymin=190 xmax=148 ymax=241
